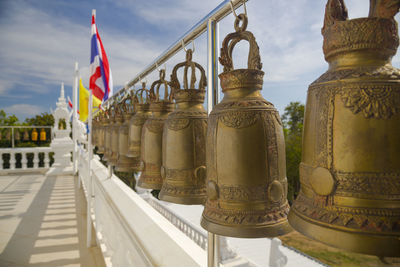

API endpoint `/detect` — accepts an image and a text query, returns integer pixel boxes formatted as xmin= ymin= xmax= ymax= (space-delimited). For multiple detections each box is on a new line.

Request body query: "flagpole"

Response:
xmin=73 ymin=62 xmax=79 ymax=179
xmin=87 ymin=90 xmax=95 ymax=247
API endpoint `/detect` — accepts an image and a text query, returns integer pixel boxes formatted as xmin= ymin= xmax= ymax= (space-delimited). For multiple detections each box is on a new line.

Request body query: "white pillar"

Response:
xmin=73 ymin=62 xmax=79 ymax=174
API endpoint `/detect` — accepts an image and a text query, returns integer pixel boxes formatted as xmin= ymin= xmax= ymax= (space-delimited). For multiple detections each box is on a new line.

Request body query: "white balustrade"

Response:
xmin=0 ymin=147 xmax=53 ymax=173
xmin=33 ymin=152 xmax=39 ymax=168
xmin=145 ymin=196 xmax=208 ymax=250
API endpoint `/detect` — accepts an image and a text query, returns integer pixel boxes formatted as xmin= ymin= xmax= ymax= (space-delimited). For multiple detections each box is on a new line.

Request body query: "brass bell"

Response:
xmin=102 ymin=108 xmax=112 ymax=162
xmin=159 ymin=49 xmax=208 ymax=204
xmin=96 ymin=112 xmax=106 ymax=155
xmin=40 ymin=128 xmax=46 ymax=141
xmin=115 ymin=97 xmax=140 ymax=172
xmin=201 ymin=13 xmax=291 ymax=238
xmin=138 ymin=69 xmax=174 ymax=189
xmin=23 ymin=129 xmax=29 ymax=141
xmin=109 ymin=102 xmax=122 ymax=166
xmin=6 ymin=129 xmax=11 ymax=141
xmin=92 ymin=116 xmax=98 ymax=146
xmin=31 ymin=128 xmax=38 ymax=141
xmin=15 ymin=130 xmax=20 ymax=141
xmin=288 ymin=0 xmax=400 ymax=257
xmin=126 ymin=84 xmax=151 ymax=161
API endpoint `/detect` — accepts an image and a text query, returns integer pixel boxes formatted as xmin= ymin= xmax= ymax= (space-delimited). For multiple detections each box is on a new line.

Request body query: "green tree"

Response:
xmin=281 ymin=102 xmax=304 ymax=204
xmin=24 ymin=112 xmax=54 ymax=126
xmin=0 ymin=109 xmax=20 ymax=126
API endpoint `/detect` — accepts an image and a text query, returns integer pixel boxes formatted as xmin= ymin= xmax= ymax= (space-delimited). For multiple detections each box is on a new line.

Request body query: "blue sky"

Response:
xmin=0 ymin=0 xmax=399 ymax=121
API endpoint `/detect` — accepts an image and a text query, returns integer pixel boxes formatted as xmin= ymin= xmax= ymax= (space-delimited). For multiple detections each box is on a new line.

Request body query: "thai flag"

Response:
xmin=90 ymin=10 xmax=113 ymax=102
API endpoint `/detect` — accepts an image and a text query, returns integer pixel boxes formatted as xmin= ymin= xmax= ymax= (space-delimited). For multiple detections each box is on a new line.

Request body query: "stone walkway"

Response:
xmin=0 ymin=173 xmax=105 ymax=266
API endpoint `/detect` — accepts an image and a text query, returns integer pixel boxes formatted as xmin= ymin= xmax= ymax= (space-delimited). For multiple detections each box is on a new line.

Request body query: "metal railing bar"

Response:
xmin=102 ymin=0 xmax=247 ymax=107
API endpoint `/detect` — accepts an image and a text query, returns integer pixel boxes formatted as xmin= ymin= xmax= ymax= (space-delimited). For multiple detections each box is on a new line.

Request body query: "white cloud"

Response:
xmin=3 ymin=104 xmax=45 ymax=119
xmin=0 ymin=0 xmax=163 ymax=98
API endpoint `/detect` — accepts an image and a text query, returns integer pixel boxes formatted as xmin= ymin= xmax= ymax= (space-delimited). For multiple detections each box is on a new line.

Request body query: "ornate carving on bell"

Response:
xmin=138 ymin=69 xmax=174 ymax=189
xmin=159 ymin=49 xmax=208 ymax=204
xmin=115 ymin=97 xmax=140 ymax=172
xmin=102 ymin=107 xmax=112 ymax=162
xmin=288 ymin=0 xmax=400 ymax=257
xmin=126 ymin=84 xmax=151 ymax=163
xmin=201 ymin=13 xmax=291 ymax=238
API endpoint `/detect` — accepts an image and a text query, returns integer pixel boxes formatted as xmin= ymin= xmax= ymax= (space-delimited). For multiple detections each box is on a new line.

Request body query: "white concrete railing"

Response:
xmin=145 ymin=195 xmax=208 ymax=249
xmin=78 ymin=147 xmax=209 ymax=267
xmin=0 ymin=147 xmax=53 ymax=173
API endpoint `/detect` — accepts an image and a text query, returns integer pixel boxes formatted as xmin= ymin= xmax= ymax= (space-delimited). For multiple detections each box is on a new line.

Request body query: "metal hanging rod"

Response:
xmin=102 ymin=0 xmax=248 ymax=106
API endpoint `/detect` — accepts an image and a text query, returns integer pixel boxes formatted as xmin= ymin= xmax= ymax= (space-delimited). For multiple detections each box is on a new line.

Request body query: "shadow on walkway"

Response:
xmin=0 ymin=173 xmax=105 ymax=266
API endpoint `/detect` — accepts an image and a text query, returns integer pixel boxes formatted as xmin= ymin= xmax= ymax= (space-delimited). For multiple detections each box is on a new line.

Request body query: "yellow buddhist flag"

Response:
xmin=79 ymin=78 xmax=102 ymax=122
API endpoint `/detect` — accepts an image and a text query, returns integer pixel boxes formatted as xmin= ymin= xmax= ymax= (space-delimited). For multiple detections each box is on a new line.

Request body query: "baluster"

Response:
xmin=21 ymin=152 xmax=27 ymax=169
xmin=44 ymin=152 xmax=50 ymax=168
xmin=0 ymin=152 xmax=3 ymax=170
xmin=9 ymin=152 xmax=16 ymax=170
xmin=33 ymin=152 xmax=39 ymax=169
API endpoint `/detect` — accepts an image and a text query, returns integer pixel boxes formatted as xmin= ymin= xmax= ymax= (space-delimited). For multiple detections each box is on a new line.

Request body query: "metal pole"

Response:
xmin=73 ymin=62 xmax=79 ymax=175
xmin=207 ymin=17 xmax=220 ymax=267
xmin=87 ymin=90 xmax=93 ymax=247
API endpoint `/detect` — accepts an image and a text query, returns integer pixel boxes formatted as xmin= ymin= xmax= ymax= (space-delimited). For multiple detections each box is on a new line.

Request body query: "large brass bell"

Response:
xmin=126 ymin=84 xmax=151 ymax=161
xmin=102 ymin=107 xmax=112 ymax=162
xmin=109 ymin=102 xmax=122 ymax=166
xmin=159 ymin=49 xmax=208 ymax=204
xmin=138 ymin=69 xmax=174 ymax=189
xmin=288 ymin=0 xmax=400 ymax=257
xmin=201 ymin=13 xmax=291 ymax=238
xmin=116 ymin=98 xmax=140 ymax=172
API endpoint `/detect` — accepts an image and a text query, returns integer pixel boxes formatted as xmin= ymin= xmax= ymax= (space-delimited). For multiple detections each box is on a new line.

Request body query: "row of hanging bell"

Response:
xmin=1 ymin=128 xmax=45 ymax=141
xmin=288 ymin=0 xmax=400 ymax=257
xmin=137 ymin=69 xmax=174 ymax=189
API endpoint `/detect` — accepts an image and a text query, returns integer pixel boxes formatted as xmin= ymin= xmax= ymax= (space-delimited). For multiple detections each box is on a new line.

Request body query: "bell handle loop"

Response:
xmin=170 ymin=50 xmax=207 ymax=91
xmin=121 ymin=97 xmax=130 ymax=113
xmin=135 ymin=88 xmax=150 ymax=104
xmin=150 ymin=69 xmax=173 ymax=102
xmin=219 ymin=13 xmax=262 ymax=72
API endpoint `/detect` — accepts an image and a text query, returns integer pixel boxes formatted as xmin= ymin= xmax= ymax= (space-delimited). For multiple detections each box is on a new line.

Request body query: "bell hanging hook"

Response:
xmin=230 ymin=0 xmax=247 ymax=18
xmin=181 ymin=39 xmax=195 ymax=53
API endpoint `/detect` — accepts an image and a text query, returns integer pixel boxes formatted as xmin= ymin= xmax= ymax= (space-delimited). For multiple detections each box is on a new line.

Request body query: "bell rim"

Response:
xmin=288 ymin=209 xmax=400 ymax=257
xmin=159 ymin=190 xmax=206 ymax=205
xmin=200 ymin=215 xmax=292 ymax=238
